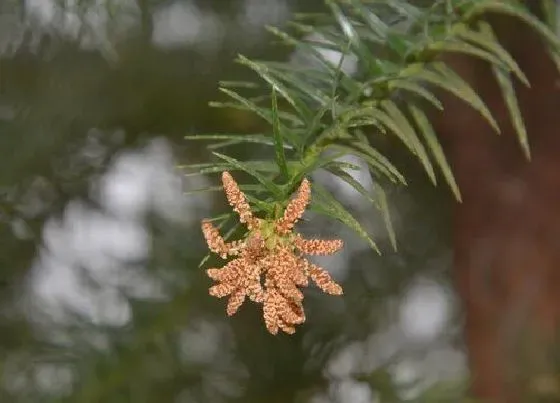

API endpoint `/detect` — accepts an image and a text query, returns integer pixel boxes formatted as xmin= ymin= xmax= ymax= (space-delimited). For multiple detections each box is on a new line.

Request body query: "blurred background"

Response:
xmin=0 ymin=0 xmax=465 ymax=402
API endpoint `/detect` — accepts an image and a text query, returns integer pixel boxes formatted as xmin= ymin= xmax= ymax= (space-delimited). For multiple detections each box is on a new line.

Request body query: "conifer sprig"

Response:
xmin=186 ymin=0 xmax=559 ymax=257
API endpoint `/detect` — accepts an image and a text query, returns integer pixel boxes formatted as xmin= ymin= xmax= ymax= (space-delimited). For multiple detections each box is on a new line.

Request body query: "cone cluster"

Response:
xmin=201 ymin=171 xmax=344 ymax=335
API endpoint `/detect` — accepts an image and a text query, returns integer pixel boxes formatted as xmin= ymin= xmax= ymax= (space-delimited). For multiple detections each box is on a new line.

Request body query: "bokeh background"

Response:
xmin=0 ymin=1 xmax=465 ymax=401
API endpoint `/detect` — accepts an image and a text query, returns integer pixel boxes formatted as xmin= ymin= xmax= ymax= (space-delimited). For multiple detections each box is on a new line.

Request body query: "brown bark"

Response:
xmin=435 ymin=16 xmax=560 ymax=403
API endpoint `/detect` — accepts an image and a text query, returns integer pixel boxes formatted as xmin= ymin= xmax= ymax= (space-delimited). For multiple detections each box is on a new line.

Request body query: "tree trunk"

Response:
xmin=436 ymin=15 xmax=560 ymax=403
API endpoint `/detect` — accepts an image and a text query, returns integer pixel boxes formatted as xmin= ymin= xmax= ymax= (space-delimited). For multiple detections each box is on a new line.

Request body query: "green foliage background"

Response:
xmin=0 ymin=0 xmax=557 ymax=402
